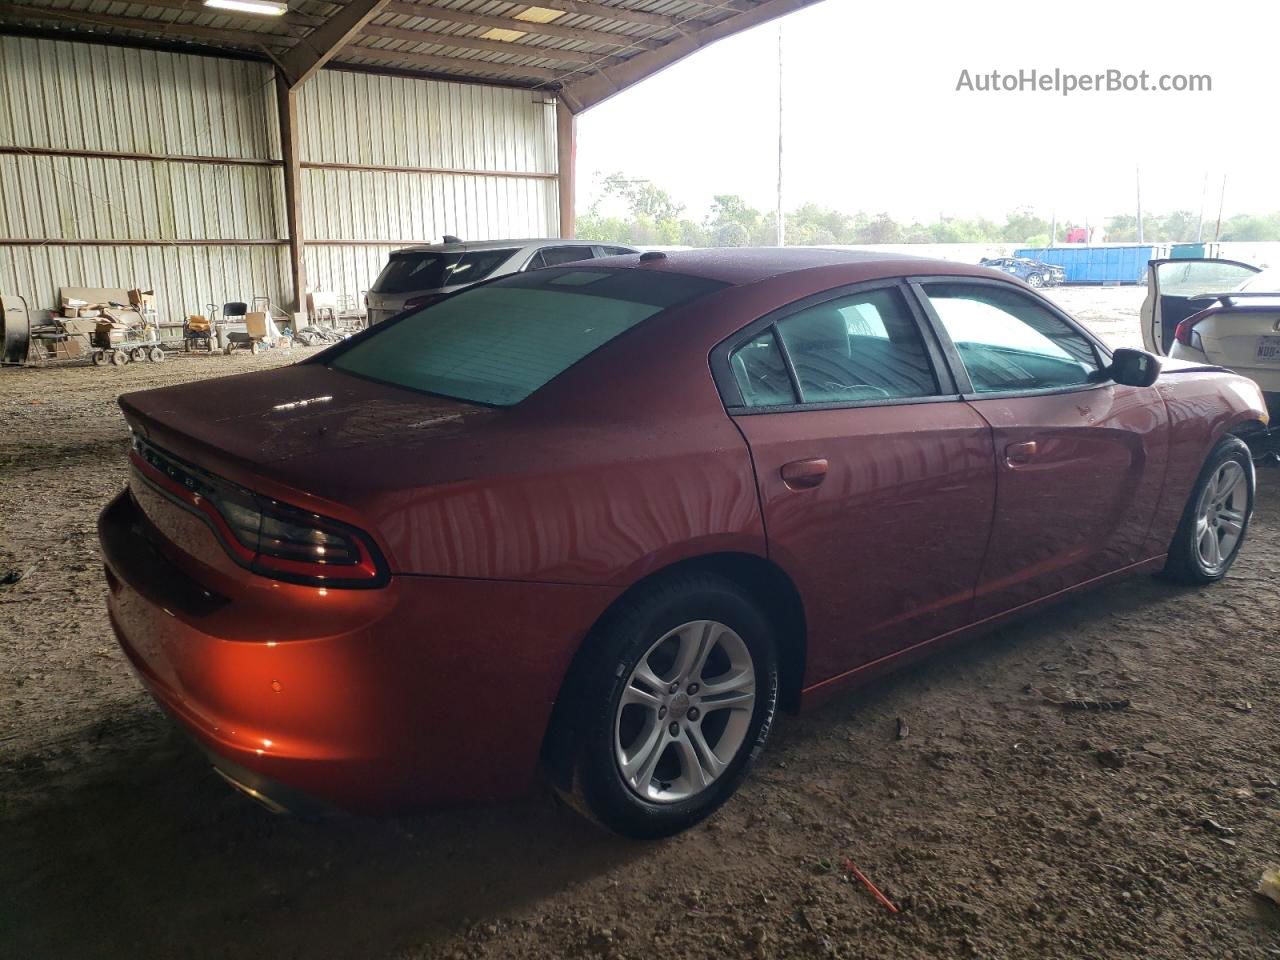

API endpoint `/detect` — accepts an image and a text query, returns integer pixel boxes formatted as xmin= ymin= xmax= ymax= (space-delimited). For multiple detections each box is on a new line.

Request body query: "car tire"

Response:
xmin=1162 ymin=435 xmax=1254 ymax=585
xmin=547 ymin=573 xmax=779 ymax=839
xmin=1027 ymin=272 xmax=1044 ymax=287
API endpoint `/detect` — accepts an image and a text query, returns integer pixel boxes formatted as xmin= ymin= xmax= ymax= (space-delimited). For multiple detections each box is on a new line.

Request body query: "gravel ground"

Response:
xmin=2 ymin=298 xmax=1278 ymax=960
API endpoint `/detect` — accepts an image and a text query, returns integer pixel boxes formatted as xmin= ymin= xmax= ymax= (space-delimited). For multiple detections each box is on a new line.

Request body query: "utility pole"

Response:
xmin=1135 ymin=166 xmax=1143 ymax=244
xmin=1214 ymin=175 xmax=1227 ymax=241
xmin=1195 ymin=170 xmax=1207 ymax=242
xmin=1049 ymin=210 xmax=1057 ymax=246
xmin=776 ymin=24 xmax=784 ymax=247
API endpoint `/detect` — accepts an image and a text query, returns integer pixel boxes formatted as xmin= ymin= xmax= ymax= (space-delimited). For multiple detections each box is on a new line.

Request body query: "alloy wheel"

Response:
xmin=614 ymin=619 xmax=756 ymax=804
xmin=1194 ymin=460 xmax=1247 ymax=573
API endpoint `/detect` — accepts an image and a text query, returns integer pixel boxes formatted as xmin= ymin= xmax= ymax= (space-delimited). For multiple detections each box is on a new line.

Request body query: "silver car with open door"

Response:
xmin=1141 ymin=257 xmax=1280 ymax=417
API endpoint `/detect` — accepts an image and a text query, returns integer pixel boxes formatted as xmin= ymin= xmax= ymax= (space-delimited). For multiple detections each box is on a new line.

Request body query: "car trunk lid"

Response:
xmin=119 ymin=363 xmax=499 ymax=573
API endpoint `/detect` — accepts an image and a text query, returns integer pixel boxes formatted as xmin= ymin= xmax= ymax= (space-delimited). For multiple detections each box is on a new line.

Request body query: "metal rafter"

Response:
xmin=382 ymin=2 xmax=662 ymax=50
xmin=359 ymin=25 xmax=621 ymax=66
xmin=277 ymin=0 xmax=393 ymax=86
xmin=340 ymin=43 xmax=572 ymax=82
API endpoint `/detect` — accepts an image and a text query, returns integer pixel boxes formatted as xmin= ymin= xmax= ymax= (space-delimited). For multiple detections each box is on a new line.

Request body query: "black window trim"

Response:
xmin=711 ymin=278 xmax=962 ymax=416
xmin=905 ymin=276 xmax=1116 ymax=402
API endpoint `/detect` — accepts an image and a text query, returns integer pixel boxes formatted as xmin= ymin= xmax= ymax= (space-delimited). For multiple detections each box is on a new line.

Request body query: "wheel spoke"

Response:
xmin=621 ymin=723 xmax=667 ymax=789
xmin=699 ymin=668 xmax=754 ymax=703
xmin=1218 ymin=516 xmax=1243 ymax=537
xmin=1204 ymin=527 xmax=1222 ymax=567
xmin=631 ymin=659 xmax=666 ymax=694
xmin=686 ymin=722 xmax=728 ymax=780
xmin=671 ymin=621 xmax=714 ymax=681
xmin=673 ymin=732 xmax=714 ymax=790
xmin=621 ymin=683 xmax=663 ymax=710
xmin=1218 ymin=506 xmax=1245 ymax=524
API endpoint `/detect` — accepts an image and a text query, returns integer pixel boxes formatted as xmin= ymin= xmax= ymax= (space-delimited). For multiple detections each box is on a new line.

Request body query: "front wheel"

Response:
xmin=1162 ymin=435 xmax=1254 ymax=584
xmin=548 ymin=575 xmax=779 ymax=838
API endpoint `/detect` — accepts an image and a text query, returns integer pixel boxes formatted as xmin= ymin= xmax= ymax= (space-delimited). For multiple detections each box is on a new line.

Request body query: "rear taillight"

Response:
xmin=129 ymin=438 xmax=386 ymax=588
xmin=1174 ymin=312 xmax=1206 ymax=351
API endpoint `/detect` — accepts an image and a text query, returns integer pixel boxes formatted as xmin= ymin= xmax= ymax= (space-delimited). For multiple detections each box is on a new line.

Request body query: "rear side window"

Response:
xmin=731 ymin=330 xmax=793 ymax=407
xmin=774 ymin=288 xmax=938 ymax=404
xmin=371 ymin=249 xmax=516 ymax=293
xmin=331 ymin=269 xmax=725 ymax=406
xmin=922 ymin=282 xmax=1100 ymax=393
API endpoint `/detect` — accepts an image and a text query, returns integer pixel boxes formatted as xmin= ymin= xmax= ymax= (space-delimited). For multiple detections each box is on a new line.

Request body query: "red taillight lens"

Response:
xmin=1173 ymin=317 xmax=1197 ymax=346
xmin=129 ymin=439 xmax=386 ymax=588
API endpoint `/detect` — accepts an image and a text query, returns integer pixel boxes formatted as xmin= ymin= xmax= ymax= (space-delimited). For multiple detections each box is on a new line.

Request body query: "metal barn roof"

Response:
xmin=0 ymin=0 xmax=821 ymax=111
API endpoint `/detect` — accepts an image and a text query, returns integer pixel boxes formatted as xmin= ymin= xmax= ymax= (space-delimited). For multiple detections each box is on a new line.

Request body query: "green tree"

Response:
xmin=1001 ymin=207 xmax=1051 ymax=244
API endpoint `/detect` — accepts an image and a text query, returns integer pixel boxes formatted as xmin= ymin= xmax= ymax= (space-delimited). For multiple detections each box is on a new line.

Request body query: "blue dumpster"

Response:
xmin=1013 ymin=245 xmax=1169 ymax=284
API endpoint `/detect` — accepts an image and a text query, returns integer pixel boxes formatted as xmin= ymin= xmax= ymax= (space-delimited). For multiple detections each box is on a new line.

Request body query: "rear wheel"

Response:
xmin=549 ymin=575 xmax=779 ymax=838
xmin=1027 ymin=272 xmax=1045 ymax=287
xmin=1162 ymin=436 xmax=1254 ymax=584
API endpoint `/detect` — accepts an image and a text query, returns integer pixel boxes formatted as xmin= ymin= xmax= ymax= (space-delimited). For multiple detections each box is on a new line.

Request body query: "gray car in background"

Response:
xmin=365 ymin=238 xmax=640 ymax=325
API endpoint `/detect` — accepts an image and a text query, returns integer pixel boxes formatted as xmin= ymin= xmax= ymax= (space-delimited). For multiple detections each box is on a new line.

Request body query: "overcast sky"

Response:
xmin=576 ymin=0 xmax=1280 ymax=224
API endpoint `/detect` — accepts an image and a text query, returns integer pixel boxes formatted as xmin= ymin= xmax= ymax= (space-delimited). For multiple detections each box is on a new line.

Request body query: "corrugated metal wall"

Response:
xmin=1 ymin=36 xmax=561 ymax=321
xmin=297 ymin=70 xmax=559 ymax=303
xmin=0 ymin=36 xmax=288 ymax=320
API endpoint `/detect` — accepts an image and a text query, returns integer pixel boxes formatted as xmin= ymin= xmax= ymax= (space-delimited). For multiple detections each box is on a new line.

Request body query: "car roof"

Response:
xmin=580 ymin=246 xmax=1001 ymax=287
xmin=391 ymin=238 xmax=627 ymax=255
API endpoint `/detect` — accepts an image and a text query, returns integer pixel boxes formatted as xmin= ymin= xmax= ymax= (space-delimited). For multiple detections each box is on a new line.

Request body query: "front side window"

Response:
xmin=331 ymin=269 xmax=725 ymax=406
xmin=922 ymin=282 xmax=1100 ymax=394
xmin=773 ymin=288 xmax=939 ymax=404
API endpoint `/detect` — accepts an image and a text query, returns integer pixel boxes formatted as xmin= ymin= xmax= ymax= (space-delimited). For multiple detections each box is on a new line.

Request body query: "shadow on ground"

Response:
xmin=0 ymin=720 xmax=640 ymax=959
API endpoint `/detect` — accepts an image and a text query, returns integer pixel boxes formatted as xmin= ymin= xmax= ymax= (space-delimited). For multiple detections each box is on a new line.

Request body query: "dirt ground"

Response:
xmin=2 ymin=297 xmax=1278 ymax=960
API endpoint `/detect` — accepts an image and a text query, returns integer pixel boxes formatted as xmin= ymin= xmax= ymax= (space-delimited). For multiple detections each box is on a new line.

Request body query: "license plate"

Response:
xmin=1256 ymin=336 xmax=1280 ymax=362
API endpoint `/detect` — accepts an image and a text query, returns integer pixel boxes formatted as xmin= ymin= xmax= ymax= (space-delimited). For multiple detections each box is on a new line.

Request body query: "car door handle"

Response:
xmin=1005 ymin=441 xmax=1038 ymax=465
xmin=781 ymin=458 xmax=828 ymax=489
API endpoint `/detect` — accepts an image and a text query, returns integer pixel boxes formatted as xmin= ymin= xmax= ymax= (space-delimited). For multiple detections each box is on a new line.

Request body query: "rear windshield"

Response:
xmin=330 ymin=268 xmax=726 ymax=406
xmin=371 ymin=249 xmax=517 ymax=294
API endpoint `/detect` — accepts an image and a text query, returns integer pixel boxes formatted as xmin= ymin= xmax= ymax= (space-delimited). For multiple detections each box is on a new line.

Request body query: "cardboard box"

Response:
xmin=128 ymin=288 xmax=155 ymax=308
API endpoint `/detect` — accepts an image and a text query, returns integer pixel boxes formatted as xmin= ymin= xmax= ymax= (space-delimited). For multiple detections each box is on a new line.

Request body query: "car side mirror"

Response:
xmin=1106 ymin=348 xmax=1160 ymax=388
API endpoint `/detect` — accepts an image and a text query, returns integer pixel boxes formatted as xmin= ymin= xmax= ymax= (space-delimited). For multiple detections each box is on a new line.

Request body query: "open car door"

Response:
xmin=1141 ymin=258 xmax=1261 ymax=354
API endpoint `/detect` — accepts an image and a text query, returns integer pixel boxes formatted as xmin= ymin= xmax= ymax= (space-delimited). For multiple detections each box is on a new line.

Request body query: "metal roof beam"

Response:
xmin=277 ymin=0 xmax=393 ymax=87
xmin=339 ymin=43 xmax=572 ymax=82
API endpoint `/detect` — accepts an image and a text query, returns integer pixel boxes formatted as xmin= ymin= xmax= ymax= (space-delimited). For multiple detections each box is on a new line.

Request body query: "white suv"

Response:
xmin=365 ymin=238 xmax=639 ymax=325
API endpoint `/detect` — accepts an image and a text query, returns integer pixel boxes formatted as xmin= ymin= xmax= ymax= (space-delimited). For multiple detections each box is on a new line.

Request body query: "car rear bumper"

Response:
xmin=99 ymin=488 xmax=618 ymax=813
